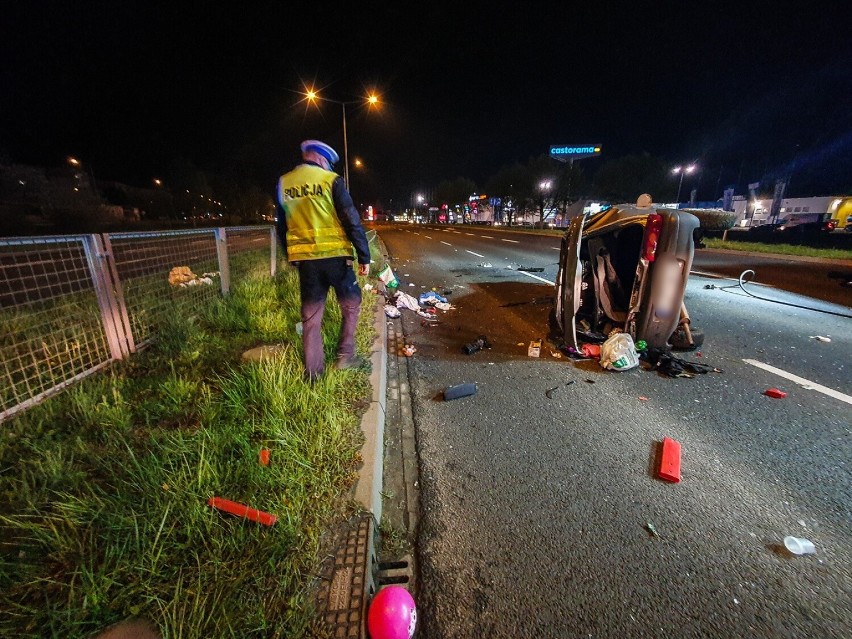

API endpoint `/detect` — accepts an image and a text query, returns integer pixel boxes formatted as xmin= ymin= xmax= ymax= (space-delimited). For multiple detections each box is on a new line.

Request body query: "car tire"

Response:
xmin=670 ymin=326 xmax=704 ymax=351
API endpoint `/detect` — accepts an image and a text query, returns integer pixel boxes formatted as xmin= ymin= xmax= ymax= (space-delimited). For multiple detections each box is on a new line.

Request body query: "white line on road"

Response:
xmin=519 ymin=271 xmax=555 ymax=285
xmin=481 ymin=235 xmax=494 ymax=239
xmin=440 ymin=241 xmax=452 ymax=246
xmin=465 ymin=233 xmax=475 ymax=236
xmin=551 ymin=246 xmax=560 ymax=250
xmin=424 ymin=235 xmax=433 ymax=239
xmin=501 ymin=238 xmax=520 ymax=243
xmin=466 ymin=250 xmax=485 ymax=258
xmin=743 ymin=359 xmax=852 ymax=405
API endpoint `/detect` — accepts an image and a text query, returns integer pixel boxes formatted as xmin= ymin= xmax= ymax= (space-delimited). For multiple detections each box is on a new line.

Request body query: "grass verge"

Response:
xmin=702 ymin=237 xmax=852 ymax=260
xmin=0 ymin=244 xmax=382 ymax=638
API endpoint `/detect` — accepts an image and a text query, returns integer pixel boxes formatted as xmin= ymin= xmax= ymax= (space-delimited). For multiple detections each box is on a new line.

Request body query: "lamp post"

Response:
xmin=672 ymin=164 xmax=697 ymax=205
xmin=68 ymin=156 xmax=98 ymax=195
xmin=539 ymin=180 xmax=552 ymax=227
xmin=304 ymin=89 xmax=379 ymax=191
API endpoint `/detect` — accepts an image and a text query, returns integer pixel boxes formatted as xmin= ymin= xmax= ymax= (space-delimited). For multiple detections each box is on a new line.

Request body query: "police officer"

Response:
xmin=276 ymin=140 xmax=371 ymax=383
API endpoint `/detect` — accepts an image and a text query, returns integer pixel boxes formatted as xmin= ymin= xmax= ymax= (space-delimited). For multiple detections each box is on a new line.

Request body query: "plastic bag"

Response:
xmin=378 ymin=265 xmax=398 ymax=288
xmin=599 ymin=332 xmax=639 ymax=371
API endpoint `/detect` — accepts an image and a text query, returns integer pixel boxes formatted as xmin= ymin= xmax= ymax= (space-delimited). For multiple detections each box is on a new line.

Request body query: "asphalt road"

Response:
xmin=375 ymin=223 xmax=851 ymax=639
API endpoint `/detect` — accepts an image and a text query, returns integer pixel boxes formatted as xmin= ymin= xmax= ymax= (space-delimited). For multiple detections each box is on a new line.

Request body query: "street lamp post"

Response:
xmin=672 ymin=164 xmax=697 ymax=205
xmin=304 ymin=89 xmax=379 ymax=191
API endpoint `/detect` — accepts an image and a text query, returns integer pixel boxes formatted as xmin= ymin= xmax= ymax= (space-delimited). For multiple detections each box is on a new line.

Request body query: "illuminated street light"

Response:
xmin=67 ymin=156 xmax=97 ymax=194
xmin=302 ymin=87 xmax=380 ymax=191
xmin=672 ymin=164 xmax=697 ymax=204
xmin=153 ymin=178 xmax=163 ymax=187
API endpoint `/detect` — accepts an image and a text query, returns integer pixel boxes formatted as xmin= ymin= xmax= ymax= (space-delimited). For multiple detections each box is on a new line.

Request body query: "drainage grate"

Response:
xmin=314 ymin=513 xmax=377 ymax=638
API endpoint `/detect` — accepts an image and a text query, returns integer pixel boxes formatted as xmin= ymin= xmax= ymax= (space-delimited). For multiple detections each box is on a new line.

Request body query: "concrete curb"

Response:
xmin=353 ymin=290 xmax=388 ymax=522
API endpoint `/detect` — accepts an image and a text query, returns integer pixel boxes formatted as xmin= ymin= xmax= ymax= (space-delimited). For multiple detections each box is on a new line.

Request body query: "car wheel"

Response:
xmin=670 ymin=326 xmax=704 ymax=351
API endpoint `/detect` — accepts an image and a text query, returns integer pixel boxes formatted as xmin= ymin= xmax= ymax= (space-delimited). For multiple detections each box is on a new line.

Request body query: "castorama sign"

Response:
xmin=549 ymin=144 xmax=602 ymax=161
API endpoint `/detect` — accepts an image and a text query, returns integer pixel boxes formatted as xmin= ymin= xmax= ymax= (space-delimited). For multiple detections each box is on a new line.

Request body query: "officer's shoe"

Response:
xmin=335 ymin=354 xmax=371 ymax=372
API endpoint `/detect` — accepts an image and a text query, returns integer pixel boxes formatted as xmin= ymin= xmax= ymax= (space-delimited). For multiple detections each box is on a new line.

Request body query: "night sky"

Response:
xmin=2 ymin=2 xmax=850 ymax=206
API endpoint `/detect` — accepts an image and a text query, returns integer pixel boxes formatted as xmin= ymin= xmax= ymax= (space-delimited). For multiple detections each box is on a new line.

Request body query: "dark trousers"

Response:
xmin=297 ymin=257 xmax=362 ymax=378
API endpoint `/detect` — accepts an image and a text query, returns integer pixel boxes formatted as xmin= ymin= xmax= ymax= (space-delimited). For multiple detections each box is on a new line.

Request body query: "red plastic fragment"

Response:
xmin=658 ymin=437 xmax=682 ymax=483
xmin=208 ymin=497 xmax=277 ymax=526
xmin=764 ymin=388 xmax=787 ymax=399
xmin=259 ymin=448 xmax=270 ymax=466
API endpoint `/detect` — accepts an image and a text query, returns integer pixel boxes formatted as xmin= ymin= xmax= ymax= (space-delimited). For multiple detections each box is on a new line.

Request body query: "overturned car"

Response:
xmin=553 ymin=197 xmax=703 ymax=351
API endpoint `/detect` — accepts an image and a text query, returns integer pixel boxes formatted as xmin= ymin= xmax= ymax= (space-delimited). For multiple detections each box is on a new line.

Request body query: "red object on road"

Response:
xmin=658 ymin=437 xmax=682 ymax=483
xmin=764 ymin=388 xmax=787 ymax=399
xmin=581 ymin=343 xmax=601 ymax=358
xmin=259 ymin=448 xmax=270 ymax=466
xmin=208 ymin=497 xmax=277 ymax=526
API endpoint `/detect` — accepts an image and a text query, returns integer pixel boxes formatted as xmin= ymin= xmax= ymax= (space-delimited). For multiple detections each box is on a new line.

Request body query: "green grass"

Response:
xmin=702 ymin=237 xmax=852 ymax=260
xmin=0 ymin=242 xmax=382 ymax=638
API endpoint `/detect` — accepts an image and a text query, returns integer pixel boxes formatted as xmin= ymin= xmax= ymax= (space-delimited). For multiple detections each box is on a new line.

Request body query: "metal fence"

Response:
xmin=0 ymin=226 xmax=276 ymax=422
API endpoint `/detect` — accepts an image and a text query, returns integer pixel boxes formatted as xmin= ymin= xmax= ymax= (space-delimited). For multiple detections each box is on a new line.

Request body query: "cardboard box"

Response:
xmin=528 ymin=339 xmax=541 ymax=358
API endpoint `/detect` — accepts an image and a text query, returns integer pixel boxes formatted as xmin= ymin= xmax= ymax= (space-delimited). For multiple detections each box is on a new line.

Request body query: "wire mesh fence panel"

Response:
xmin=0 ymin=236 xmax=113 ymax=419
xmin=225 ymin=226 xmax=274 ymax=282
xmin=106 ymin=229 xmax=221 ymax=347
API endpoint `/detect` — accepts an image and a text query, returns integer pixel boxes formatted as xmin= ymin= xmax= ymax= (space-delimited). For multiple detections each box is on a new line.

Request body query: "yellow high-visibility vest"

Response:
xmin=278 ymin=164 xmax=352 ymax=261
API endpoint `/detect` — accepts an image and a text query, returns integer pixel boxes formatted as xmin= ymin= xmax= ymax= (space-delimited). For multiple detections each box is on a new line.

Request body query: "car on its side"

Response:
xmin=553 ymin=199 xmax=703 ymax=351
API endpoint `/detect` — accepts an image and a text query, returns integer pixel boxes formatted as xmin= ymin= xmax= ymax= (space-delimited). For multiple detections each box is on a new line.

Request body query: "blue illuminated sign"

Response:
xmin=549 ymin=145 xmax=602 ymax=161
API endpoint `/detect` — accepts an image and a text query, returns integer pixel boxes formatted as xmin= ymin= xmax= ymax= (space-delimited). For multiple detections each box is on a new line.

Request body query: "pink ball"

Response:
xmin=366 ymin=585 xmax=417 ymax=639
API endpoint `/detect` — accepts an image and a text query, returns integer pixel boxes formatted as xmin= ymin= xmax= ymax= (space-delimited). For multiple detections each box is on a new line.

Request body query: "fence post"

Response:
xmin=99 ymin=233 xmax=136 ymax=354
xmin=84 ymin=235 xmax=129 ymax=360
xmin=215 ymin=228 xmax=231 ymax=295
xmin=270 ymin=226 xmax=277 ymax=277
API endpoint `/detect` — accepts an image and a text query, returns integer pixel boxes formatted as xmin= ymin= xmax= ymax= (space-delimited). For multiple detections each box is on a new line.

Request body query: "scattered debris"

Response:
xmin=528 ymin=339 xmax=541 ymax=358
xmin=444 ymin=382 xmax=477 ymax=401
xmin=545 ymin=381 xmax=575 ymax=399
xmin=401 ymin=345 xmax=417 ymax=357
xmin=638 ymin=396 xmax=649 ymax=401
xmin=646 ymin=522 xmax=659 ymax=537
xmin=168 ymin=266 xmax=218 ymax=288
xmin=658 ymin=437 xmax=682 ymax=483
xmin=642 ymin=348 xmax=722 ymax=378
xmin=517 ymin=266 xmax=545 ymax=272
xmin=783 ymin=536 xmax=816 ymax=555
xmin=764 ymin=387 xmax=787 ymax=399
xmin=208 ymin=497 xmax=277 ymax=526
xmin=550 ymin=351 xmax=562 ymax=358
xmin=259 ymin=448 xmax=270 ymax=466
xmin=384 ymin=305 xmax=401 ymax=318
xmin=581 ymin=344 xmax=601 ymax=358
xmin=462 ymin=335 xmax=490 ymax=355
xmin=809 ymin=335 xmax=831 ymax=342
xmin=599 ymin=332 xmax=640 ymax=371
xmin=479 ymin=262 xmax=493 ymax=268
xmin=378 ymin=265 xmax=398 ymax=287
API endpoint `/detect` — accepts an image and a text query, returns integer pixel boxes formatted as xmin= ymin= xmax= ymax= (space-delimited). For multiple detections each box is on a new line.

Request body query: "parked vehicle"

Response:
xmin=553 ymin=198 xmax=703 ymax=351
xmin=747 ymin=212 xmax=836 ymax=239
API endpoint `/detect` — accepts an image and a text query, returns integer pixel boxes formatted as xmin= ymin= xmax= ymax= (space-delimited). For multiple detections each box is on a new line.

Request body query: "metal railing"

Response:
xmin=0 ymin=226 xmax=276 ymax=422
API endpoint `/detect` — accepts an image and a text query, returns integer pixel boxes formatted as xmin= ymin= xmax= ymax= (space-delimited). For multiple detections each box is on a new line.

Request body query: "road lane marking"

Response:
xmin=440 ymin=241 xmax=452 ymax=246
xmin=551 ymin=246 xmax=560 ymax=250
xmin=501 ymin=238 xmax=520 ymax=243
xmin=519 ymin=271 xmax=555 ymax=285
xmin=481 ymin=235 xmax=494 ymax=239
xmin=743 ymin=359 xmax=852 ymax=406
xmin=466 ymin=250 xmax=485 ymax=258
xmin=424 ymin=235 xmax=433 ymax=239
xmin=465 ymin=233 xmax=475 ymax=236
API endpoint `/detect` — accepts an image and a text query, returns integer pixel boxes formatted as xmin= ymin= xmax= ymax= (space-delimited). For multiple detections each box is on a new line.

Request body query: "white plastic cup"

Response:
xmin=784 ymin=536 xmax=816 ymax=555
